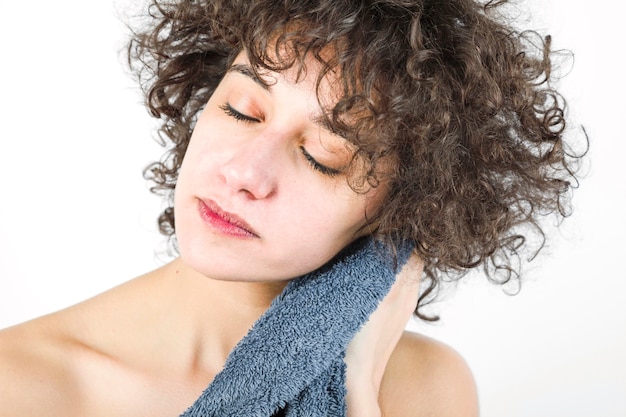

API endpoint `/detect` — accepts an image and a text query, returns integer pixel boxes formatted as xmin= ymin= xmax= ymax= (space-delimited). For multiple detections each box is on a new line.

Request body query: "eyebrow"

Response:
xmin=311 ymin=113 xmax=344 ymax=139
xmin=227 ymin=64 xmax=271 ymax=91
xmin=227 ymin=63 xmax=346 ymax=139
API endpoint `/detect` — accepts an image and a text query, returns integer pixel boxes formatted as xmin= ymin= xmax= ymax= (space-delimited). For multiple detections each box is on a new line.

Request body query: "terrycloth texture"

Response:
xmin=180 ymin=237 xmax=414 ymax=417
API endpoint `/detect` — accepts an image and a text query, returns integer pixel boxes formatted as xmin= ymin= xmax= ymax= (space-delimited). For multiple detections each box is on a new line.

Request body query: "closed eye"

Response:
xmin=300 ymin=146 xmax=342 ymax=177
xmin=219 ymin=103 xmax=261 ymax=123
xmin=221 ymin=102 xmax=340 ymax=177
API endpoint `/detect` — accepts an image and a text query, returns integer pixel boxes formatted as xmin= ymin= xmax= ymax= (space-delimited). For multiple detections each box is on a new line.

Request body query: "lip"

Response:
xmin=197 ymin=198 xmax=259 ymax=238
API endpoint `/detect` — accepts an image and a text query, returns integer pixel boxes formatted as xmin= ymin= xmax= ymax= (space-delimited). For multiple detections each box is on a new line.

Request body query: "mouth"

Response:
xmin=197 ymin=198 xmax=260 ymax=238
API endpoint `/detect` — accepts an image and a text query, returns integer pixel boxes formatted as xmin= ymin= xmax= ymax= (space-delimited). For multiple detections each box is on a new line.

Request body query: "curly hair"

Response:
xmin=128 ymin=0 xmax=583 ymax=320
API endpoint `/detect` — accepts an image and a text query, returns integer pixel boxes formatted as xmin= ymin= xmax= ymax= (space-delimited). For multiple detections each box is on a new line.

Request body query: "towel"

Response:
xmin=179 ymin=237 xmax=414 ymax=417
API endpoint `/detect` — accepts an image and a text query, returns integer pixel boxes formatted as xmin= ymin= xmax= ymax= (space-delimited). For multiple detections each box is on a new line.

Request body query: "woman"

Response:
xmin=0 ymin=0 xmax=580 ymax=415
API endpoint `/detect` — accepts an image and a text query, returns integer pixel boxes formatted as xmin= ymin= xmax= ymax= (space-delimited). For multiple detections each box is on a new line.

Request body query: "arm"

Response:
xmin=0 ymin=325 xmax=77 ymax=417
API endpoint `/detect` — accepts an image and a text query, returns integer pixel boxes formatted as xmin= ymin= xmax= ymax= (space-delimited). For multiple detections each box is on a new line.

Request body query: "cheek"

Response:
xmin=177 ymin=127 xmax=222 ymax=186
xmin=335 ymin=188 xmax=387 ymax=240
xmin=285 ymin=188 xmax=373 ymax=242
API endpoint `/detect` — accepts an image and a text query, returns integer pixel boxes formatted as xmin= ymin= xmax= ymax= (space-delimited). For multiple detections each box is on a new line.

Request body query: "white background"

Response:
xmin=0 ymin=1 xmax=624 ymax=416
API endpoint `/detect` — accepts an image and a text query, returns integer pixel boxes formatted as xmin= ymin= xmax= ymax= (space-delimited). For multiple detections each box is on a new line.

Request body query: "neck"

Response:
xmin=147 ymin=257 xmax=288 ymax=376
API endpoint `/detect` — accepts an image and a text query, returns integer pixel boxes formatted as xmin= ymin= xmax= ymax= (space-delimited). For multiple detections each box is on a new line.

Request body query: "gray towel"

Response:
xmin=180 ymin=237 xmax=414 ymax=417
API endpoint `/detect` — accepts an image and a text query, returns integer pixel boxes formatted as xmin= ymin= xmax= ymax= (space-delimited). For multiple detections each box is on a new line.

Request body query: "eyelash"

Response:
xmin=220 ymin=102 xmax=341 ymax=178
xmin=300 ymin=146 xmax=341 ymax=177
xmin=219 ymin=103 xmax=260 ymax=123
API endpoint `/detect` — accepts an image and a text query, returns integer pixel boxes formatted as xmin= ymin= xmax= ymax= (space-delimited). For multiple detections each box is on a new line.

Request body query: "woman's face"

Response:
xmin=174 ymin=51 xmax=385 ymax=282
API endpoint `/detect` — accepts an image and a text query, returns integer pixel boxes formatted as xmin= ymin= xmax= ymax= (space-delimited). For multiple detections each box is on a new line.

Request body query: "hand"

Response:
xmin=344 ymin=254 xmax=423 ymax=417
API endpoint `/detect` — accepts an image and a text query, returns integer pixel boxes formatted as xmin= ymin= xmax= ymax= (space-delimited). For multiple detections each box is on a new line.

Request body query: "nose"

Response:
xmin=219 ymin=134 xmax=279 ymax=200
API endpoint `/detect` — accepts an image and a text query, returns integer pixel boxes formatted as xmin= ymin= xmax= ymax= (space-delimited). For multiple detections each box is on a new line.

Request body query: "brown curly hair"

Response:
xmin=128 ymin=0 xmax=583 ymax=320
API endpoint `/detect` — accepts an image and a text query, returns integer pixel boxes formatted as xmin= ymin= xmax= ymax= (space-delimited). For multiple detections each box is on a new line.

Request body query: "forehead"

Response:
xmin=229 ymin=50 xmax=345 ymax=123
xmin=231 ymin=49 xmax=342 ymax=94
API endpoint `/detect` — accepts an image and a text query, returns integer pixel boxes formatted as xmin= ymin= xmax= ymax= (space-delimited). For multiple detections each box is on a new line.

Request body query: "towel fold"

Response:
xmin=180 ymin=237 xmax=414 ymax=417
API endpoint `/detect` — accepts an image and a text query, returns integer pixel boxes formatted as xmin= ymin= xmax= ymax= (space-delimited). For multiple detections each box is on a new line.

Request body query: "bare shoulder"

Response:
xmin=0 ymin=319 xmax=82 ymax=417
xmin=380 ymin=330 xmax=479 ymax=417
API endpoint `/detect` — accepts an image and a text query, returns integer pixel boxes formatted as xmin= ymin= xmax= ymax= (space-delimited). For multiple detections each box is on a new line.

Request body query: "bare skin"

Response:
xmin=0 ymin=48 xmax=479 ymax=417
xmin=0 ymin=257 xmax=478 ymax=417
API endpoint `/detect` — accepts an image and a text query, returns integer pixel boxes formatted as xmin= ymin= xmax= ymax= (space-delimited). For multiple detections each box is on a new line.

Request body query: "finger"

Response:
xmin=384 ymin=253 xmax=423 ymax=318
